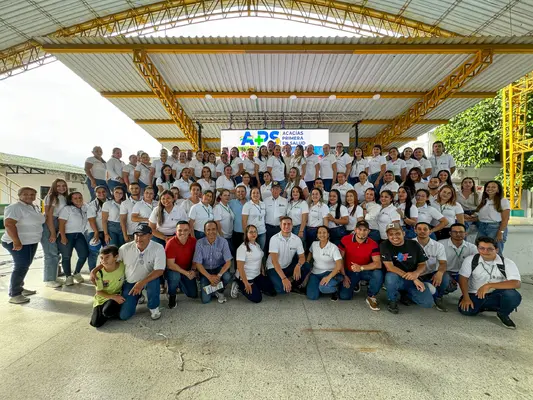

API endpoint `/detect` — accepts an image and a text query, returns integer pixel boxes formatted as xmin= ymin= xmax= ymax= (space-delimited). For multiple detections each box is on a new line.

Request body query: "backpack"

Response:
xmin=471 ymin=254 xmax=506 ymax=278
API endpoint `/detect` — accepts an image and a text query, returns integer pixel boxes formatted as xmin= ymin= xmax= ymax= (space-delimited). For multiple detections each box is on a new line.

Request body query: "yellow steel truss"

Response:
xmin=0 ymin=0 xmax=460 ymax=78
xmin=502 ymin=74 xmax=533 ymax=210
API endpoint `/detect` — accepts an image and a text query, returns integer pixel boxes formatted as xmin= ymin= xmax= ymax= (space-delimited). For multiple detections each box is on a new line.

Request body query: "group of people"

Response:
xmin=1 ymin=140 xmax=522 ymax=330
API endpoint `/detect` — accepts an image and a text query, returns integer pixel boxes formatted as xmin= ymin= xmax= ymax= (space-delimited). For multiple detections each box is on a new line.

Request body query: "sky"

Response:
xmin=0 ymin=18 xmax=357 ymax=167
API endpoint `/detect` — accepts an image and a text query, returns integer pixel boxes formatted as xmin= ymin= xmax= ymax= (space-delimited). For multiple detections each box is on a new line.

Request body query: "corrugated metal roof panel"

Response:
xmin=424 ymin=98 xmax=482 ymax=119
xmin=107 ymin=98 xmax=169 ymax=119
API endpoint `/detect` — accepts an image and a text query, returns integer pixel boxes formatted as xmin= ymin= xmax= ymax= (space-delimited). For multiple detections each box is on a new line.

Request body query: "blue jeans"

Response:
xmin=256 ymin=232 xmax=266 ymax=250
xmin=322 ymin=179 xmax=333 ymax=192
xmin=339 ymin=269 xmax=383 ymax=300
xmin=85 ymin=231 xmax=105 ymax=271
xmin=234 ymin=176 xmax=243 ymax=185
xmin=199 ymin=266 xmax=232 ymax=304
xmin=384 ymin=272 xmax=434 ymax=308
xmin=2 ymin=241 xmax=38 ymax=297
xmin=265 ymin=224 xmax=281 ymax=254
xmin=306 ymin=272 xmax=343 ymax=300
xmin=477 ymin=222 xmax=507 ymax=256
xmin=329 ymin=226 xmax=347 ymax=246
xmin=107 ymin=180 xmax=126 ymax=195
xmin=348 ymin=176 xmax=359 ymax=186
xmin=267 ymin=257 xmax=311 ymax=294
xmin=86 ymin=178 xmax=108 ymax=201
xmin=41 ymin=219 xmax=59 ymax=282
xmin=403 ymin=225 xmax=416 ymax=239
xmin=237 ymin=274 xmax=276 ymax=303
xmin=305 ymin=181 xmax=315 ymax=192
xmin=305 ymin=227 xmax=318 ymax=252
xmin=459 ymin=289 xmax=521 ymax=318
xmin=421 ymin=271 xmax=451 ymax=299
xmin=291 ymin=225 xmax=305 ymax=248
xmin=120 ymin=279 xmax=161 ymax=320
xmin=278 ymin=179 xmax=287 ymax=192
xmin=368 ymin=172 xmax=383 ymax=192
xmin=368 ymin=229 xmax=381 ymax=243
xmin=194 ymin=230 xmax=206 ymax=239
xmin=57 ymin=233 xmax=88 ymax=277
xmin=165 ymin=270 xmax=198 ymax=298
xmin=107 ymin=221 xmax=125 ymax=248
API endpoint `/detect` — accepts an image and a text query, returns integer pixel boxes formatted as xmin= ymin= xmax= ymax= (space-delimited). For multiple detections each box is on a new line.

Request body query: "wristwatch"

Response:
xmin=499 ymin=230 xmax=505 ymax=233
xmin=360 ymin=266 xmax=365 ymax=271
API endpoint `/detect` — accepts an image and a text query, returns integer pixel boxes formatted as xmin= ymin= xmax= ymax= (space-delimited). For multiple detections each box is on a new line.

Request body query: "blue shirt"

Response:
xmin=193 ymin=236 xmax=233 ymax=271
xmin=228 ymin=199 xmax=246 ymax=233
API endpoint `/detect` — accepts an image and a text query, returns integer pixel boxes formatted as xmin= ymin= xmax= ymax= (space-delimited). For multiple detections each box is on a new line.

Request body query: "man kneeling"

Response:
xmin=458 ymin=236 xmax=522 ymax=329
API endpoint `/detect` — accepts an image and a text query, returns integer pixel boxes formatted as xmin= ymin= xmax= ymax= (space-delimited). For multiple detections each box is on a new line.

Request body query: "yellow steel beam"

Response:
xmin=135 ymin=118 xmax=449 ymax=125
xmin=101 ymin=91 xmax=495 ymax=99
xmin=132 ymin=50 xmax=199 ymax=150
xmin=159 ymin=136 xmax=413 ymax=143
xmin=369 ymin=49 xmax=493 ymax=150
xmin=1 ymin=0 xmax=460 ymax=78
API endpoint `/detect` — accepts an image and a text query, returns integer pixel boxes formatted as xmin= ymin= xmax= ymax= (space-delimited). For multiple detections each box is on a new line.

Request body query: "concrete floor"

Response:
xmin=1 ymin=260 xmax=532 ymax=400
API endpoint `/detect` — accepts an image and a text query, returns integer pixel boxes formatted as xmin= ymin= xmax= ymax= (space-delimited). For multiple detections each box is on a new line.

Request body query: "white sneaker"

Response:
xmin=45 ymin=281 xmax=63 ymax=288
xmin=138 ymin=289 xmax=147 ymax=304
xmin=21 ymin=288 xmax=37 ymax=296
xmin=64 ymin=276 xmax=74 ymax=286
xmin=9 ymin=295 xmax=30 ymax=304
xmin=73 ymin=273 xmax=84 ymax=284
xmin=215 ymin=292 xmax=227 ymax=304
xmin=150 ymin=308 xmax=161 ymax=320
xmin=230 ymin=281 xmax=239 ymax=299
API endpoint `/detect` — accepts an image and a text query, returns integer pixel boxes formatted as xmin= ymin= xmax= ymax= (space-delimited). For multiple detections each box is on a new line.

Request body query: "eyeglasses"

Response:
xmin=450 ymin=231 xmax=465 ymax=235
xmin=478 ymin=246 xmax=496 ymax=252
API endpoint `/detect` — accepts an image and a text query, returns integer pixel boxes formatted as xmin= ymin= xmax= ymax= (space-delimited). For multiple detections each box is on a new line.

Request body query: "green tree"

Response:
xmin=435 ymin=91 xmax=533 ymax=189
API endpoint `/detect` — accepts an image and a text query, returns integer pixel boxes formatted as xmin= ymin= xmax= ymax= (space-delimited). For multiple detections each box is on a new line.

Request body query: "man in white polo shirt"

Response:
xmin=458 ymin=236 xmax=522 ymax=329
xmin=107 ymin=147 xmax=126 ymax=194
xmin=264 ymin=181 xmax=288 ymax=253
xmin=266 ymin=216 xmax=311 ymax=294
xmin=429 ymin=141 xmax=456 ymax=177
xmin=331 ymin=172 xmax=354 ymax=203
xmin=119 ymin=182 xmax=141 ymax=243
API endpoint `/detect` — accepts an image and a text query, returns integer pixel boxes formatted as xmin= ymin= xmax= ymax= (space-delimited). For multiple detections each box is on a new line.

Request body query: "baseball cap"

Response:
xmin=134 ymin=223 xmax=152 ymax=236
xmin=385 ymin=222 xmax=402 ymax=233
xmin=355 ymin=220 xmax=370 ymax=230
xmin=272 ymin=181 xmax=281 ymax=188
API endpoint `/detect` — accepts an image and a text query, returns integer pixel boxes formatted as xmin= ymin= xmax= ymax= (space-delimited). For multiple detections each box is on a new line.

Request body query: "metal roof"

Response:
xmin=0 ymin=152 xmax=85 ymax=175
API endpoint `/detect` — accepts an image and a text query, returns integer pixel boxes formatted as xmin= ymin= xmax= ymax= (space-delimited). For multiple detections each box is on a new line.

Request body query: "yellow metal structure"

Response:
xmin=502 ymin=74 xmax=533 ymax=210
xmin=132 ymin=49 xmax=200 ymax=151
xmin=0 ymin=0 xmax=461 ymax=78
xmin=135 ymin=118 xmax=448 ymax=125
xmin=368 ymin=49 xmax=494 ymax=151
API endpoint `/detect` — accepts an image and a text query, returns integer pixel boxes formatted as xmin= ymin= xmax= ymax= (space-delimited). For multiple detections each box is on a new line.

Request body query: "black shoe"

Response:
xmin=291 ymin=285 xmax=306 ymax=295
xmin=497 ymin=313 xmax=516 ymax=329
xmin=434 ymin=297 xmax=448 ymax=312
xmin=353 ymin=283 xmax=361 ymax=293
xmin=399 ymin=293 xmax=414 ymax=306
xmin=168 ymin=295 xmax=177 ymax=309
xmin=330 ymin=292 xmax=339 ymax=301
xmin=387 ymin=301 xmax=399 ymax=314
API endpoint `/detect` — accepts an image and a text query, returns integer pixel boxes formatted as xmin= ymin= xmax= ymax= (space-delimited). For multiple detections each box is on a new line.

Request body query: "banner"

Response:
xmin=220 ymin=129 xmax=329 ymax=156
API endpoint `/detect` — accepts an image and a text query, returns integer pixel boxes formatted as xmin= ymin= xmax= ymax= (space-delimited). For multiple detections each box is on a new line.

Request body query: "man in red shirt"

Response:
xmin=165 ymin=220 xmax=198 ymax=308
xmin=338 ymin=220 xmax=383 ymax=310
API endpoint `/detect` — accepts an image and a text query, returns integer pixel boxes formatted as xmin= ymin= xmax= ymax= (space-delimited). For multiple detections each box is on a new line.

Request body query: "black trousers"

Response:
xmin=90 ymin=299 xmax=121 ymax=328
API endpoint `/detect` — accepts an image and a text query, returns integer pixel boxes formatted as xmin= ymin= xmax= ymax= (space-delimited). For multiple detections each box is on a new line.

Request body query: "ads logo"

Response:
xmin=240 ymin=130 xmax=280 ymax=146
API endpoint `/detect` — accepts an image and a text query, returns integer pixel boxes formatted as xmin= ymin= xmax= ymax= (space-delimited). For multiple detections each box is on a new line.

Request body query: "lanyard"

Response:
xmin=202 ymin=205 xmax=213 ymax=219
xmin=288 ymin=200 xmax=302 ymax=215
xmin=480 ymin=261 xmax=496 ymax=279
xmin=251 ymin=201 xmax=264 ymax=217
xmin=452 ymin=244 xmax=465 ymax=259
xmin=220 ymin=203 xmax=234 ymax=219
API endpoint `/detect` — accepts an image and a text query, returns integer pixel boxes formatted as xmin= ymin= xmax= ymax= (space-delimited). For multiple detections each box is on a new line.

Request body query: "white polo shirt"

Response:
xmin=264 ymin=195 xmax=288 ymax=226
xmin=155 ymin=177 xmax=173 ymax=191
xmin=44 ymin=194 xmax=66 ymax=218
xmin=457 ymin=190 xmax=480 ymax=212
xmin=182 ymin=198 xmax=200 ymax=216
xmin=377 ymin=204 xmax=401 ymax=239
xmin=213 ymin=203 xmax=234 ymax=239
xmin=353 ymin=181 xmax=374 ymax=203
xmin=404 ymin=158 xmax=421 ymax=172
xmin=349 ymin=158 xmax=369 ymax=178
xmin=236 ymin=242 xmax=263 ymax=280
xmin=429 ymin=153 xmax=456 ymax=177
xmin=1 ymin=201 xmax=45 ymax=245
xmin=188 ymin=159 xmax=204 ymax=178
xmin=284 ymin=179 xmax=307 ymax=198
xmin=386 ymin=159 xmax=407 ymax=177
xmin=123 ymin=163 xmax=136 ymax=184
xmin=135 ymin=163 xmax=152 ymax=185
xmin=417 ymin=203 xmax=444 ymax=225
xmin=397 ymin=203 xmax=418 ymax=226
xmin=310 ymin=241 xmax=343 ymax=274
xmin=308 ymin=202 xmax=330 ymax=227
xmin=439 ymin=238 xmax=478 ymax=273
xmin=261 ymin=183 xmax=273 ymax=200
xmin=368 ymin=155 xmax=386 ymax=175
xmin=363 ymin=202 xmax=380 ymax=230
xmin=304 ymin=154 xmax=319 ymax=182
xmin=148 ymin=205 xmax=188 ymax=236
xmin=286 ymin=200 xmax=309 ymax=227
xmin=85 ymin=156 xmax=107 ymax=180
xmin=197 ymin=178 xmax=216 ymax=193
xmin=242 ymin=200 xmax=267 ymax=234
xmin=189 ymin=202 xmax=214 ymax=232
xmin=289 ymin=156 xmax=306 ymax=175
xmin=230 ymin=156 xmax=244 ymax=176
xmin=59 ymin=205 xmax=88 ymax=234
xmin=477 ymin=198 xmax=511 ymax=223
xmin=102 ymin=200 xmax=122 ymax=223
xmin=215 ymin=162 xmax=227 ymax=177
xmin=216 ymin=176 xmax=235 ymax=192
xmin=319 ymin=154 xmax=337 ymax=180
xmin=255 ymin=156 xmax=268 ymax=173
xmin=205 ymin=162 xmax=217 ymax=177
xmin=107 ymin=157 xmax=125 ymax=182
xmin=132 ymin=200 xmax=155 ymax=220
xmin=346 ymin=205 xmax=364 ymax=231
xmin=335 ymin=153 xmax=352 ymax=174
xmin=413 ymin=237 xmax=447 ymax=275
xmin=173 ymin=162 xmax=189 ymax=177
xmin=173 ymin=178 xmax=192 ymax=199
xmin=459 ymin=254 xmax=521 ymax=293
xmin=120 ymin=197 xmax=140 ymax=235
xmin=267 ymin=157 xmax=286 ymax=181
xmin=266 ymin=232 xmax=305 ymax=270
xmin=243 ymin=158 xmax=257 ymax=175
xmin=328 ymin=204 xmax=349 ymax=229
xmin=119 ymin=240 xmax=166 ymax=283
xmin=431 ymin=202 xmax=464 ymax=228
xmin=151 ymin=158 xmax=171 ymax=180
xmin=380 ymin=181 xmax=399 ymax=194
xmin=86 ymin=199 xmax=104 ymax=233
xmin=331 ymin=181 xmax=354 ymax=203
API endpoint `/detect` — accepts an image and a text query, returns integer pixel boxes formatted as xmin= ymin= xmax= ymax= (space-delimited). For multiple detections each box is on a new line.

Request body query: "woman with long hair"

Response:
xmin=134 ymin=152 xmax=153 ymax=191
xmin=319 ymin=143 xmax=337 ymax=192
xmin=348 ymin=147 xmax=368 ymax=186
xmin=237 ymin=172 xmax=252 ymax=200
xmin=42 ymin=178 xmax=68 ymax=287
xmin=306 ymin=188 xmax=329 ymax=249
xmin=173 ymin=167 xmax=193 ymax=199
xmin=345 ymin=189 xmax=364 ymax=233
xmin=198 ymin=166 xmax=216 ymax=194
xmin=368 ymin=145 xmax=387 ymax=191
xmin=361 ymin=188 xmax=381 ymax=243
xmin=183 ymin=183 xmax=202 ymax=216
xmin=287 ymin=186 xmax=309 ymax=241
xmin=474 ymin=180 xmax=510 ymax=255
xmin=242 ymin=187 xmax=267 ymax=249
xmin=431 ymin=185 xmax=464 ymax=240
xmin=86 ymin=186 xmax=107 ymax=271
xmin=386 ymin=147 xmax=407 ymax=183
xmin=437 ymin=169 xmax=454 ymax=189
xmin=256 ymin=145 xmax=269 ymax=185
xmin=290 ymin=144 xmax=307 ymax=178
xmin=231 ymin=224 xmax=276 ymax=302
xmin=267 ymin=145 xmax=286 ymax=191
xmin=216 ymin=151 xmax=229 ymax=178
xmin=206 ymin=153 xmax=217 ymax=178
xmin=58 ymin=192 xmax=89 ymax=286
xmin=213 ymin=189 xmax=235 ymax=249
xmin=260 ymin=171 xmax=273 ymax=200
xmin=148 ymin=190 xmax=188 ymax=247
xmin=413 ymin=147 xmax=432 ymax=179
xmin=189 ymin=150 xmax=205 ymax=180
xmin=156 ymin=164 xmax=175 ymax=193
xmin=216 ymin=165 xmax=236 ymax=195
xmin=230 ymin=147 xmax=245 ymax=184
xmin=189 ymin=190 xmax=214 ymax=239
xmin=173 ymin=151 xmax=189 ymax=178
xmin=353 ymin=171 xmax=374 ymax=204
xmin=84 ymin=146 xmax=108 ymax=200
xmin=396 ymin=186 xmax=418 ymax=239
xmin=304 ymin=144 xmax=320 ymax=191
xmin=403 ymin=167 xmax=427 ymax=195
xmin=326 ymin=189 xmax=349 ymax=246
xmin=285 ymin=167 xmax=309 ymax=200
xmin=457 ymin=177 xmax=479 ymax=228
xmin=376 ymin=190 xmax=401 ymax=240
xmin=243 ymin=148 xmax=260 ymax=188
xmin=131 ymin=186 xmax=156 ymax=223
xmin=150 ymin=148 xmax=170 ymax=198
xmin=415 ymin=189 xmax=448 ymax=240
xmin=400 ymin=147 xmax=421 ymax=172
xmin=102 ymin=186 xmax=127 ymax=248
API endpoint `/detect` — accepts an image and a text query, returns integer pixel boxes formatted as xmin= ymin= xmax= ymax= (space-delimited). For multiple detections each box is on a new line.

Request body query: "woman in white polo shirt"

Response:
xmin=102 ymin=186 xmax=127 ymax=248
xmin=286 ymin=186 xmax=309 ymax=240
xmin=156 ymin=164 xmax=175 ymax=193
xmin=216 ymin=165 xmax=236 ymax=196
xmin=386 ymin=147 xmax=407 ymax=184
xmin=457 ymin=177 xmax=480 ymax=230
xmin=377 ymin=190 xmax=401 ymax=240
xmin=256 ymin=145 xmax=269 ymax=185
xmin=368 ymin=145 xmax=387 ymax=192
xmin=122 ymin=154 xmax=138 ymax=189
xmin=474 ymin=180 xmax=510 ymax=255
xmin=353 ymin=171 xmax=374 ymax=204
xmin=1 ymin=187 xmax=45 ymax=304
xmin=84 ymin=146 xmax=108 ymax=200
xmin=189 ymin=190 xmax=214 ymax=239
xmin=400 ymin=147 xmax=421 ymax=173
xmin=58 ymin=192 xmax=89 ymax=286
xmin=402 ymin=167 xmax=427 ymax=195
xmin=319 ymin=143 xmax=337 ymax=192
xmin=289 ymin=145 xmax=307 ymax=177
xmin=267 ymin=145 xmax=287 ymax=191
xmin=236 ymin=172 xmax=252 ymax=200
xmin=148 ymin=190 xmax=188 ymax=247
xmin=348 ymin=147 xmax=369 ymax=186
xmin=134 ymin=152 xmax=153 ymax=191
xmin=260 ymin=171 xmax=273 ymax=200
xmin=361 ymin=188 xmax=381 ymax=243
xmin=380 ymin=170 xmax=400 ymax=200
xmin=304 ymin=144 xmax=320 ymax=191
xmin=243 ymin=148 xmax=260 ymax=187
xmin=216 ymin=152 xmax=229 ymax=178
xmin=396 ymin=186 xmax=418 ymax=239
xmin=431 ymin=185 xmax=464 ymax=240
xmin=285 ymin=167 xmax=309 ymax=200
xmin=415 ymin=189 xmax=448 ymax=240
xmin=230 ymin=147 xmax=245 ymax=184
xmin=41 ymin=179 xmax=68 ymax=287
xmin=231 ymin=224 xmax=277 ymax=303
xmin=172 ymin=152 xmax=189 ymax=178
xmin=242 ymin=187 xmax=267 ymax=249
xmin=197 ymin=166 xmax=216 ymax=194
xmin=306 ymin=188 xmax=329 ymax=250
xmin=189 ymin=151 xmax=205 ymax=180
xmin=335 ymin=142 xmax=352 ymax=176
xmin=345 ymin=189 xmax=364 ymax=233
xmin=173 ymin=167 xmax=193 ymax=199
xmin=213 ymin=189 xmax=234 ymax=249
xmin=306 ymin=226 xmax=343 ymax=301
xmin=86 ymin=186 xmax=107 ymax=271
xmin=413 ymin=147 xmax=433 ymax=179
xmin=132 ymin=186 xmax=156 ymax=223
xmin=326 ymin=189 xmax=349 ymax=246
xmin=206 ymin=153 xmax=217 ymax=178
